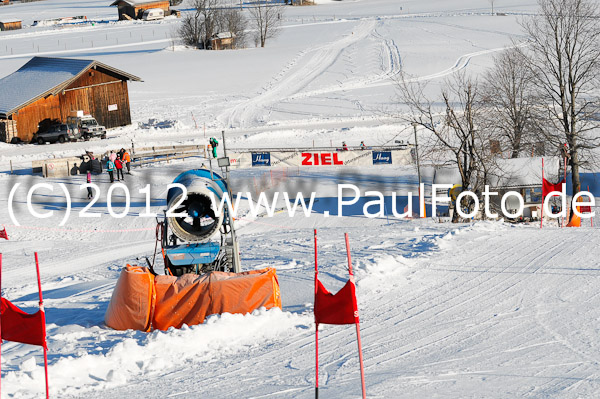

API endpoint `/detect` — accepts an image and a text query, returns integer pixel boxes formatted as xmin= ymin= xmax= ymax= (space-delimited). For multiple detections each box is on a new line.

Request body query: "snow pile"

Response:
xmin=2 ymin=308 xmax=311 ymax=398
xmin=356 ymin=255 xmax=416 ymax=295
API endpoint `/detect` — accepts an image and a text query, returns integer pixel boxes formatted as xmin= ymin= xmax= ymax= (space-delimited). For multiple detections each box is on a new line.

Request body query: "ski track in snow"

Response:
xmin=218 ymin=14 xmax=522 ymax=128
xmin=219 ymin=19 xmax=378 ymax=129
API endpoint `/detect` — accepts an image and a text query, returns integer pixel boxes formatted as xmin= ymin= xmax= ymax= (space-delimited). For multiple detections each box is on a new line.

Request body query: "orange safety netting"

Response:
xmin=567 ymin=196 xmax=588 ymax=227
xmin=104 ymin=266 xmax=281 ymax=331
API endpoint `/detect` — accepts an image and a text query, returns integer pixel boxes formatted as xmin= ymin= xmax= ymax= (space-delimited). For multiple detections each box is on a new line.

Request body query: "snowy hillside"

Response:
xmin=2 ymin=0 xmax=600 ymax=398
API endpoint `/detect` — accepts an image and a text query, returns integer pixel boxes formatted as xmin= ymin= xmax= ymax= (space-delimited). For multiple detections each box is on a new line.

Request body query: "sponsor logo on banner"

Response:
xmin=252 ymin=152 xmax=271 ymax=166
xmin=372 ymin=151 xmax=392 ymax=164
xmin=301 ymin=152 xmax=344 ymax=166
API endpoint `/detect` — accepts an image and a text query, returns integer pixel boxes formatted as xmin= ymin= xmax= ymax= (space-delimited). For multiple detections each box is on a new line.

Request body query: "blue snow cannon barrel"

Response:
xmin=166 ymin=169 xmax=229 ymax=243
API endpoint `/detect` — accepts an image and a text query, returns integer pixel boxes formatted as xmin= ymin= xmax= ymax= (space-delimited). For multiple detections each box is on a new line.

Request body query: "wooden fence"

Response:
xmin=29 ymin=144 xmax=207 ymax=177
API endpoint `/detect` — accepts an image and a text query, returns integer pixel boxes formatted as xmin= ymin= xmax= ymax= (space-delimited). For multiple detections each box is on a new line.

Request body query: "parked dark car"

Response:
xmin=32 ymin=124 xmax=80 ymax=144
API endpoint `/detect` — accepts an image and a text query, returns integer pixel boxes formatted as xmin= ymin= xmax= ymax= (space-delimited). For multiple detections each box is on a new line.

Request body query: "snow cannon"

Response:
xmin=159 ymin=169 xmax=241 ymax=276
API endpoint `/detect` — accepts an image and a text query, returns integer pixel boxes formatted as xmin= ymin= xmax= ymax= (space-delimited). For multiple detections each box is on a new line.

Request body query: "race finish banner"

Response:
xmin=228 ymin=149 xmax=412 ymax=169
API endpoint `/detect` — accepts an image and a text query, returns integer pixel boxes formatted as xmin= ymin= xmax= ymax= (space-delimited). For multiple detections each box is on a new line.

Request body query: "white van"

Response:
xmin=142 ymin=8 xmax=164 ymax=21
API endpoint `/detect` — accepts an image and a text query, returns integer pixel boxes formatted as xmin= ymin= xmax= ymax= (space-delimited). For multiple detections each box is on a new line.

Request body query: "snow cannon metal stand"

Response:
xmin=105 ymin=139 xmax=281 ymax=333
xmin=151 ymin=168 xmax=241 ymax=276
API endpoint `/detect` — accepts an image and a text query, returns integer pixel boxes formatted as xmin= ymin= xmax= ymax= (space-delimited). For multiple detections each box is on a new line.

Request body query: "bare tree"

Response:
xmin=397 ymin=72 xmax=491 ymax=222
xmin=178 ymin=1 xmax=248 ymax=49
xmin=248 ymin=1 xmax=283 ymax=48
xmin=481 ymin=47 xmax=538 ymax=158
xmin=520 ymin=0 xmax=600 ymax=198
xmin=177 ymin=0 xmax=219 ymax=49
xmin=178 ymin=7 xmax=203 ymax=47
xmin=217 ymin=7 xmax=248 ymax=48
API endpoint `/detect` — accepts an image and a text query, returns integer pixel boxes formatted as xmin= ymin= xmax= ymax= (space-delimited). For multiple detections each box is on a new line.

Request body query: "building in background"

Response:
xmin=0 ymin=19 xmax=21 ymax=31
xmin=110 ymin=0 xmax=170 ymax=20
xmin=0 ymin=57 xmax=142 ymax=143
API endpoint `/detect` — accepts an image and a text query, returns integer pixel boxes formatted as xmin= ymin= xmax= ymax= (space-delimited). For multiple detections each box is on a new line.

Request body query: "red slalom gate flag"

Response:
xmin=313 ymin=230 xmax=366 ymax=399
xmin=542 ymin=177 xmax=565 ymax=199
xmin=0 ymin=253 xmax=50 ymax=399
xmin=0 ymin=298 xmax=47 ymax=348
xmin=314 ymin=278 xmax=358 ymax=325
xmin=0 ymin=228 xmax=7 ymax=240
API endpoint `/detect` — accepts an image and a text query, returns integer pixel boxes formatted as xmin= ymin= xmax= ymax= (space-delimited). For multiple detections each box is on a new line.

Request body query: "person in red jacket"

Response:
xmin=115 ymin=157 xmax=125 ymax=181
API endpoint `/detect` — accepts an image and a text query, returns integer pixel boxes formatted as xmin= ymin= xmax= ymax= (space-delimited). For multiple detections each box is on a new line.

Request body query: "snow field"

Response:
xmin=1 ymin=0 xmax=600 ymax=398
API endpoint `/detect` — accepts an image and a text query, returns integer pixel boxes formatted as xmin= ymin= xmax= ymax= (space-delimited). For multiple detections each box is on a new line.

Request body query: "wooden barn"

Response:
xmin=110 ymin=0 xmax=170 ymax=20
xmin=0 ymin=57 xmax=142 ymax=143
xmin=211 ymin=32 xmax=236 ymax=50
xmin=1 ymin=0 xmax=9 ymax=6
xmin=0 ymin=19 xmax=21 ymax=31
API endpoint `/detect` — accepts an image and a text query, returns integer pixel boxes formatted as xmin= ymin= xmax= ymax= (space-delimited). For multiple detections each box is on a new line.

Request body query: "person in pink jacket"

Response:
xmin=86 ymin=171 xmax=93 ymax=199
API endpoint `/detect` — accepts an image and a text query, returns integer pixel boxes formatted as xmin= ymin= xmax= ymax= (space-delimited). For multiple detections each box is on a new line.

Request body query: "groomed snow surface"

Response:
xmin=2 ymin=0 xmax=600 ymax=398
xmin=3 ymin=161 xmax=600 ymax=399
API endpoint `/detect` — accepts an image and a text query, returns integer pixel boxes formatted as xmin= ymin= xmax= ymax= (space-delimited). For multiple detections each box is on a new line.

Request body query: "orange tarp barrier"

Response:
xmin=104 ymin=267 xmax=281 ymax=331
xmin=104 ymin=265 xmax=155 ymax=332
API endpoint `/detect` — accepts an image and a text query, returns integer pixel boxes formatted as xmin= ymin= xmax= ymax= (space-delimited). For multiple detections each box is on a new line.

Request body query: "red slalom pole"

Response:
xmin=563 ymin=157 xmax=567 ymax=227
xmin=541 ymin=158 xmax=544 ymax=229
xmin=314 ymin=229 xmax=319 ymax=399
xmin=589 ymin=186 xmax=594 ymax=228
xmin=34 ymin=253 xmax=49 ymax=399
xmin=344 ymin=234 xmax=366 ymax=399
xmin=1 ymin=253 xmax=3 ymax=399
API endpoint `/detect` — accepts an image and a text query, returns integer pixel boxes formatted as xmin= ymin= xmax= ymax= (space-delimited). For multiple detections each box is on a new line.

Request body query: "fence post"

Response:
xmin=9 ymin=160 xmax=12 ymax=175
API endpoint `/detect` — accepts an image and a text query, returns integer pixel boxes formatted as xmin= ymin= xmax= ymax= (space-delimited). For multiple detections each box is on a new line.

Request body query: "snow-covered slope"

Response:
xmin=2 ymin=0 xmax=600 ymax=398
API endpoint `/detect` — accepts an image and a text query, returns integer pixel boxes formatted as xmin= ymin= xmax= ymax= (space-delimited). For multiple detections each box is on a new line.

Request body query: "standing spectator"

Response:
xmin=115 ymin=157 xmax=125 ymax=181
xmin=342 ymin=141 xmax=348 ymax=151
xmin=209 ymin=137 xmax=219 ymax=158
xmin=86 ymin=171 xmax=93 ymax=199
xmin=360 ymin=141 xmax=366 ymax=149
xmin=107 ymin=157 xmax=115 ymax=183
xmin=122 ymin=149 xmax=131 ymax=173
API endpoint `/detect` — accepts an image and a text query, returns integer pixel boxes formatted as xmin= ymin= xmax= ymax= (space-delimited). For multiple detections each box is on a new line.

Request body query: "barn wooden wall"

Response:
xmin=0 ymin=21 xmax=22 ymax=31
xmin=117 ymin=1 xmax=170 ymax=20
xmin=12 ymin=68 xmax=132 ymax=142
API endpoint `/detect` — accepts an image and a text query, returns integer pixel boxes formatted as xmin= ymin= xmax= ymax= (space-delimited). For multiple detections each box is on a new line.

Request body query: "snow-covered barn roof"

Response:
xmin=0 ymin=57 xmax=142 ymax=117
xmin=212 ymin=32 xmax=236 ymax=39
xmin=0 ymin=19 xmax=22 ymax=24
